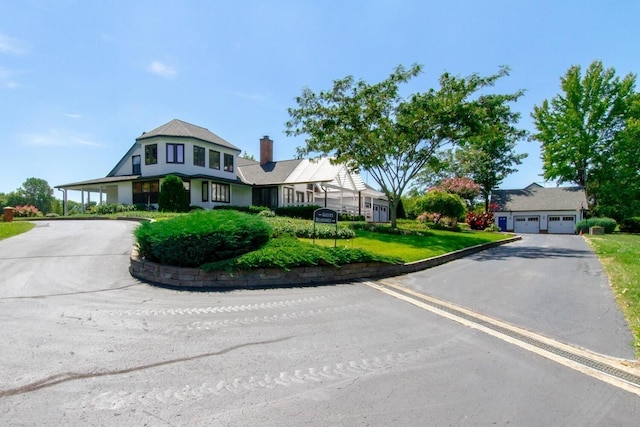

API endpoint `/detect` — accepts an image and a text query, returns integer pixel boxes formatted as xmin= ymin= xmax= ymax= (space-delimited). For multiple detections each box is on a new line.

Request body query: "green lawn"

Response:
xmin=0 ymin=222 xmax=35 ymax=241
xmin=586 ymin=233 xmax=640 ymax=356
xmin=303 ymin=228 xmax=510 ymax=262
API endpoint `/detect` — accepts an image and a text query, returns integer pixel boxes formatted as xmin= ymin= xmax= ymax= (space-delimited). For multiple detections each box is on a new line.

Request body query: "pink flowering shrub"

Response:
xmin=431 ymin=177 xmax=481 ymax=206
xmin=14 ymin=205 xmax=43 ymax=217
xmin=466 ymin=211 xmax=494 ymax=230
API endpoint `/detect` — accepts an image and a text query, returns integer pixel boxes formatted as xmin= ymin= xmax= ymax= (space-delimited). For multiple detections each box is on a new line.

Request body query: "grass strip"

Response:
xmin=586 ymin=234 xmax=640 ymax=356
xmin=0 ymin=222 xmax=36 ymax=241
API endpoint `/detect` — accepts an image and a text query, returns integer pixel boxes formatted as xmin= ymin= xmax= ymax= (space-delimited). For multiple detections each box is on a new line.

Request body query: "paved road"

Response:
xmin=386 ymin=234 xmax=636 ymax=359
xmin=0 ymin=221 xmax=638 ymax=426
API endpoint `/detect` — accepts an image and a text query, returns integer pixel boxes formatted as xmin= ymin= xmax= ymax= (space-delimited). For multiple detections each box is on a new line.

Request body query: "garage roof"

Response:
xmin=491 ymin=183 xmax=587 ymax=212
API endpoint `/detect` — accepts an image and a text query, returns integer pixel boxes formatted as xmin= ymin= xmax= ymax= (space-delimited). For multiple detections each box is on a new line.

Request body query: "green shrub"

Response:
xmin=484 ymin=224 xmax=501 ymax=232
xmin=620 ymin=217 xmax=640 ymax=234
xmin=339 ymin=213 xmax=365 ymax=222
xmin=266 ymin=216 xmax=355 ymax=239
xmin=158 ymin=175 xmax=190 ymax=213
xmin=274 ymin=205 xmax=321 ymax=220
xmin=134 ymin=210 xmax=271 ymax=267
xmin=213 ymin=205 xmax=271 ymax=214
xmin=135 ymin=203 xmax=156 ymax=211
xmin=92 ymin=203 xmax=137 ymax=215
xmin=348 ymin=221 xmax=431 ymax=236
xmin=417 ymin=191 xmax=466 ymax=225
xmin=575 ymin=217 xmax=617 ymax=234
xmin=202 ymin=235 xmax=402 ymax=272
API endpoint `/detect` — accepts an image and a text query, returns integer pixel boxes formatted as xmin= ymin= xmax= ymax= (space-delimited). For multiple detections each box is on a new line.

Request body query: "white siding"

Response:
xmin=494 ymin=210 xmax=582 ymax=234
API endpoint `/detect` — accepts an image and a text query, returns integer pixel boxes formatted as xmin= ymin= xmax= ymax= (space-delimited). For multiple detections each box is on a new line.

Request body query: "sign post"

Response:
xmin=313 ymin=208 xmax=338 ymax=247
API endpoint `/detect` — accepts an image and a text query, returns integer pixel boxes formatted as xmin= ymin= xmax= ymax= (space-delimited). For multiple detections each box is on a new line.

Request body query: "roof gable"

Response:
xmin=491 ymin=183 xmax=587 ymax=212
xmin=136 ymin=119 xmax=240 ymax=151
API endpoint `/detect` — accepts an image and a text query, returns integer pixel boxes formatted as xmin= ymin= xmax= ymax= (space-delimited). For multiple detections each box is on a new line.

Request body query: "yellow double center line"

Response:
xmin=363 ymin=279 xmax=640 ymax=397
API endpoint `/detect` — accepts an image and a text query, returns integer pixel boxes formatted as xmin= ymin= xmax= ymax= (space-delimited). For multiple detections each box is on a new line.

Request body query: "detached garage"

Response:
xmin=491 ymin=183 xmax=587 ymax=234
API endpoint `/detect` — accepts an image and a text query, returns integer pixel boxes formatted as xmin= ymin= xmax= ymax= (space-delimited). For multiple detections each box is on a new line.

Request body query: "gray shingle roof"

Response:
xmin=136 ymin=119 xmax=240 ymax=151
xmin=491 ymin=183 xmax=588 ymax=212
xmin=237 ymin=159 xmax=304 ymax=185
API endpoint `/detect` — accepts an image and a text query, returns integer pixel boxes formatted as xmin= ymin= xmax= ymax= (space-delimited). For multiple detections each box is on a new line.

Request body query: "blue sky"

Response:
xmin=2 ymin=0 xmax=639 ymax=201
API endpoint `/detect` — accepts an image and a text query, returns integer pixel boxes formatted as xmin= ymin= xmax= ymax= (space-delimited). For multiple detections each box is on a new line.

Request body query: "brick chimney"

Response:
xmin=260 ymin=135 xmax=273 ymax=165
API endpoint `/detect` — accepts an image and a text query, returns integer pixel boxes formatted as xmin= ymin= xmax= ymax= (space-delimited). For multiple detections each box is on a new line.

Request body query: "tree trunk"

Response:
xmin=389 ymin=199 xmax=398 ymax=228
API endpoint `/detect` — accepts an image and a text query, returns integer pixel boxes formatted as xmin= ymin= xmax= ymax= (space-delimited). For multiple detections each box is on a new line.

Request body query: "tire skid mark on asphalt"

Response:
xmin=170 ymin=303 xmax=367 ymax=331
xmin=0 ymin=337 xmax=293 ymax=399
xmin=85 ymin=352 xmax=415 ymax=410
xmin=93 ymin=294 xmax=357 ymax=317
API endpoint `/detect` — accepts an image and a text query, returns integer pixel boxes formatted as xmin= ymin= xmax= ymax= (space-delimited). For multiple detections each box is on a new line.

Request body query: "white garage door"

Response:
xmin=514 ymin=216 xmax=540 ymax=234
xmin=548 ymin=215 xmax=576 ymax=234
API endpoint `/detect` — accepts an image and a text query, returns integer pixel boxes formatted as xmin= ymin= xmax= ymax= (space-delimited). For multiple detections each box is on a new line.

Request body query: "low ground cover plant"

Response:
xmin=134 ymin=210 xmax=271 ymax=267
xmin=202 ymin=235 xmax=402 ymax=272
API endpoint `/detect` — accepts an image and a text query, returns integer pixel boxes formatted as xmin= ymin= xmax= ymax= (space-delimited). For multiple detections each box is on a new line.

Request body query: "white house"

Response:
xmin=490 ymin=183 xmax=588 ymax=234
xmin=56 ymin=119 xmax=389 ymax=221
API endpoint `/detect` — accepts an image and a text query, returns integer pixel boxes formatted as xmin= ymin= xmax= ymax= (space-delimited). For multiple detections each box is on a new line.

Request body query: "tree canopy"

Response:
xmin=286 ymin=64 xmax=518 ymax=227
xmin=0 ymin=178 xmax=55 ymax=214
xmin=531 ymin=60 xmax=638 ymax=218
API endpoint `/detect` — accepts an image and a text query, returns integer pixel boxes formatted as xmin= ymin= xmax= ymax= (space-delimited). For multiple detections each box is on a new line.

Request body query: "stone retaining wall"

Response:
xmin=130 ymin=236 xmax=521 ymax=290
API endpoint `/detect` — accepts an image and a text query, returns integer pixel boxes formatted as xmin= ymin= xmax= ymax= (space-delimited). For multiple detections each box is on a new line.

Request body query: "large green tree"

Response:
xmin=16 ymin=178 xmax=55 ymax=214
xmin=592 ymin=93 xmax=640 ymax=219
xmin=531 ymin=60 xmax=637 ymax=215
xmin=456 ymin=91 xmax=528 ymax=211
xmin=286 ymin=64 xmax=514 ymax=228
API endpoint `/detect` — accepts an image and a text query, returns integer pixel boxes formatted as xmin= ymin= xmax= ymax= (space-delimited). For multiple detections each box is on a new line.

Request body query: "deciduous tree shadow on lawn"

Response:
xmin=471 ymin=243 xmax=593 ymax=261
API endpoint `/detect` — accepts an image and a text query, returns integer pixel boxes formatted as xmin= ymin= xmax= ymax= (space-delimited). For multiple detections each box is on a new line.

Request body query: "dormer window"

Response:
xmin=167 ymin=143 xmax=184 ymax=164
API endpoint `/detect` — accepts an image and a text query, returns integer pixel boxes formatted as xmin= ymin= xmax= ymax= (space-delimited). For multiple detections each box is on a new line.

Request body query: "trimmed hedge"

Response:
xmin=134 ymin=210 xmax=271 ymax=267
xmin=213 ymin=205 xmax=272 ymax=214
xmin=620 ymin=217 xmax=640 ymax=234
xmin=274 ymin=205 xmax=322 ymax=220
xmin=266 ymin=216 xmax=356 ymax=239
xmin=575 ymin=217 xmax=617 ymax=234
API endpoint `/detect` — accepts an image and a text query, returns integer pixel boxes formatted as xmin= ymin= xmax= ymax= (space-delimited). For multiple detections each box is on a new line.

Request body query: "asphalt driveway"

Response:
xmin=385 ymin=233 xmax=636 ymax=359
xmin=1 ymin=222 xmax=638 ymax=425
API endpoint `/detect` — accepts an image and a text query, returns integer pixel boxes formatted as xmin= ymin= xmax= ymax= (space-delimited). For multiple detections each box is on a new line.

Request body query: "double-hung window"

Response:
xmin=132 ymin=155 xmax=141 ymax=174
xmin=167 ymin=143 xmax=184 ymax=164
xmin=202 ymin=181 xmax=209 ymax=202
xmin=284 ymin=187 xmax=294 ymax=204
xmin=194 ymin=145 xmax=205 ymax=167
xmin=209 ymin=150 xmax=220 ymax=170
xmin=145 ymin=144 xmax=157 ymax=165
xmin=223 ymin=153 xmax=234 ymax=172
